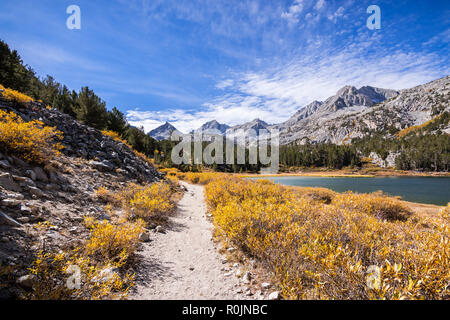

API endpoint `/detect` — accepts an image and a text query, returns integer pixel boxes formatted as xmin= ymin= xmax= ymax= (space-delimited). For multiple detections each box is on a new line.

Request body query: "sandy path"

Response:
xmin=130 ymin=182 xmax=251 ymax=300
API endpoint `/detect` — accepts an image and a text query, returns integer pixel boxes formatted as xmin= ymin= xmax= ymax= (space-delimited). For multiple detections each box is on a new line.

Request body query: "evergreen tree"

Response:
xmin=75 ymin=86 xmax=108 ymax=130
xmin=107 ymin=107 xmax=129 ymax=136
xmin=0 ymin=40 xmax=35 ymax=93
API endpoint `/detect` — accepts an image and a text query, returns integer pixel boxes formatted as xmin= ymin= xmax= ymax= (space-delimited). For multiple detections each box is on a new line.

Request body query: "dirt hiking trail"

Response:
xmin=130 ymin=182 xmax=253 ymax=300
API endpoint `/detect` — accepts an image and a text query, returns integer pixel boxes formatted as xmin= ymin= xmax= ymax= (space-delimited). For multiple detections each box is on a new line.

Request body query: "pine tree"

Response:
xmin=75 ymin=86 xmax=108 ymax=129
xmin=107 ymin=107 xmax=129 ymax=136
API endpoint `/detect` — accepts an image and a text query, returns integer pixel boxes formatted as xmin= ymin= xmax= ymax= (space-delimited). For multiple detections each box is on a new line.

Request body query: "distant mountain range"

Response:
xmin=148 ymin=76 xmax=450 ymax=144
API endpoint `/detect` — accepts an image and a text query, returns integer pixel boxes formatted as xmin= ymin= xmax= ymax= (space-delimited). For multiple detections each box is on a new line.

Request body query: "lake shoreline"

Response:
xmin=240 ymin=169 xmax=450 ymax=178
xmin=244 ymin=174 xmax=450 ymax=207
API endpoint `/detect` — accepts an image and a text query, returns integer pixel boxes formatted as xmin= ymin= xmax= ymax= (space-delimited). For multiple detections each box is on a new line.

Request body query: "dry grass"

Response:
xmin=200 ymin=176 xmax=449 ymax=300
xmin=27 ymin=180 xmax=175 ymax=300
xmin=332 ymin=191 xmax=412 ymax=221
xmin=27 ymin=216 xmax=144 ymax=300
xmin=84 ymin=218 xmax=145 ymax=261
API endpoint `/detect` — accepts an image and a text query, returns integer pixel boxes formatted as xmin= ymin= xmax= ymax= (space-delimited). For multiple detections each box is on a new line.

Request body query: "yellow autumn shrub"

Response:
xmin=440 ymin=203 xmax=450 ymax=221
xmin=0 ymin=84 xmax=34 ymax=103
xmin=101 ymin=130 xmax=129 ymax=146
xmin=292 ymin=186 xmax=337 ymax=204
xmin=0 ymin=109 xmax=63 ymax=163
xmin=28 ymin=250 xmax=135 ymax=300
xmin=160 ymin=168 xmax=180 ymax=176
xmin=95 ymin=186 xmax=121 ymax=205
xmin=128 ymin=183 xmax=174 ymax=219
xmin=395 ymin=114 xmax=443 ymax=138
xmin=332 ymin=191 xmax=412 ymax=221
xmin=203 ymin=177 xmax=449 ymax=300
xmin=26 ymin=190 xmax=151 ymax=300
xmin=85 ymin=219 xmax=145 ymax=261
xmin=179 ymin=172 xmax=228 ymax=185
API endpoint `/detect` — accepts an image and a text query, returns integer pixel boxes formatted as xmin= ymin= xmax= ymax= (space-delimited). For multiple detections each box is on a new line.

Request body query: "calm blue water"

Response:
xmin=248 ymin=176 xmax=450 ymax=206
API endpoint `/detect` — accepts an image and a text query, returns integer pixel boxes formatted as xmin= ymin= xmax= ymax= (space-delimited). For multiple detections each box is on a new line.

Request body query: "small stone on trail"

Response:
xmin=139 ymin=232 xmax=150 ymax=242
xmin=261 ymin=282 xmax=271 ymax=289
xmin=268 ymin=291 xmax=280 ymax=300
xmin=242 ymin=271 xmax=251 ymax=284
xmin=155 ymin=226 xmax=165 ymax=233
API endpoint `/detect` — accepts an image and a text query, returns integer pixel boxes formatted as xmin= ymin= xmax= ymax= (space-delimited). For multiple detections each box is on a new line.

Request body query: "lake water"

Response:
xmin=247 ymin=176 xmax=450 ymax=206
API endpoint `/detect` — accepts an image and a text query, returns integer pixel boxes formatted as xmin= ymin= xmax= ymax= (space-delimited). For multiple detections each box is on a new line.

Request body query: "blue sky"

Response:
xmin=1 ymin=0 xmax=449 ymax=133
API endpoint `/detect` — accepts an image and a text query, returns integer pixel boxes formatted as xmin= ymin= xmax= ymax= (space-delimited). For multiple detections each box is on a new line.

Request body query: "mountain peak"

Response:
xmin=196 ymin=120 xmax=230 ymax=135
xmin=283 ymin=84 xmax=400 ymax=126
xmin=251 ymin=118 xmax=268 ymax=125
xmin=149 ymin=122 xmax=181 ymax=141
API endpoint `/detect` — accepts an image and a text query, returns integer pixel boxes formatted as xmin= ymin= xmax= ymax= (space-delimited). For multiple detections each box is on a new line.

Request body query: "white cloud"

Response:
xmin=215 ymin=79 xmax=234 ymax=90
xmin=327 ymin=6 xmax=345 ymax=23
xmin=14 ymin=42 xmax=108 ymax=73
xmin=281 ymin=0 xmax=304 ymax=25
xmin=314 ymin=0 xmax=325 ymax=10
xmin=423 ymin=28 xmax=450 ymax=47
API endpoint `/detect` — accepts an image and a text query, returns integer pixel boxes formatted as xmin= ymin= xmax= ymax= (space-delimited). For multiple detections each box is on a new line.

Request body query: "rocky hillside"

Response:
xmin=0 ymin=98 xmax=162 ymax=299
xmin=275 ymin=76 xmax=450 ymax=145
xmin=281 ymin=86 xmax=398 ymax=128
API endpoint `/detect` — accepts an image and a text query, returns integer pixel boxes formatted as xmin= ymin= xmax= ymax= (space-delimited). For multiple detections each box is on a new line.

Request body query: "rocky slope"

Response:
xmin=0 ymin=99 xmax=162 ymax=299
xmin=282 ymin=86 xmax=398 ymax=128
xmin=275 ymin=76 xmax=450 ymax=145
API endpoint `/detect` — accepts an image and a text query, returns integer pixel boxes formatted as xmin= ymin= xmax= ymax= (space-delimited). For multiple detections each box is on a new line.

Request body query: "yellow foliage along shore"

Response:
xmin=180 ymin=172 xmax=449 ymax=300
